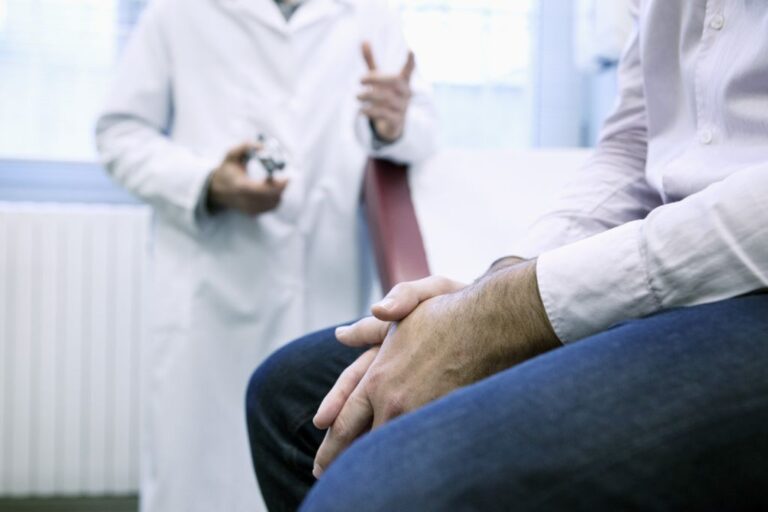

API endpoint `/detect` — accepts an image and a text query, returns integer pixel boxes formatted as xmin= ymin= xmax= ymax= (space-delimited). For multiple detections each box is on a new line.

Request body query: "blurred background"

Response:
xmin=0 ymin=0 xmax=628 ymax=161
xmin=0 ymin=0 xmax=630 ymax=510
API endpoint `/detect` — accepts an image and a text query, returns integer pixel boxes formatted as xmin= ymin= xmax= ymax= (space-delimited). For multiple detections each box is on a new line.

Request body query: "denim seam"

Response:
xmin=289 ymin=409 xmax=320 ymax=435
xmin=286 ymin=409 xmax=324 ymax=471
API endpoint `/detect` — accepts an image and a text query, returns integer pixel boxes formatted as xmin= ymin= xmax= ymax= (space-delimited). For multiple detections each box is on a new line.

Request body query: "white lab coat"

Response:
xmin=95 ymin=0 xmax=437 ymax=510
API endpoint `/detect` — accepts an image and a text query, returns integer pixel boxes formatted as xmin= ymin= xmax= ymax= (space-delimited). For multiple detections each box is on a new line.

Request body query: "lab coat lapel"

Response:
xmin=218 ymin=0 xmax=289 ymax=35
xmin=289 ymin=0 xmax=354 ymax=34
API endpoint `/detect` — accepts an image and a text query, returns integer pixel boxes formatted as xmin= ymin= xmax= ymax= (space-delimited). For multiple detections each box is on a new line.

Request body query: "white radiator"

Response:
xmin=0 ymin=203 xmax=151 ymax=497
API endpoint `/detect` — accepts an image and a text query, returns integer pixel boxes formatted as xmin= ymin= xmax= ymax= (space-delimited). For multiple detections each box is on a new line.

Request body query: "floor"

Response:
xmin=0 ymin=496 xmax=138 ymax=512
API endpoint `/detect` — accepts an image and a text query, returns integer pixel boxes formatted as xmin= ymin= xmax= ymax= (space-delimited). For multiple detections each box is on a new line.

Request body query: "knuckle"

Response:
xmin=388 ymin=282 xmax=406 ymax=298
xmin=330 ymin=420 xmax=353 ymax=443
xmin=365 ymin=368 xmax=384 ymax=388
xmin=338 ymin=365 xmax=358 ymax=386
xmin=383 ymin=395 xmax=406 ymax=418
xmin=322 ymin=395 xmax=344 ymax=416
xmin=434 ymin=275 xmax=452 ymax=288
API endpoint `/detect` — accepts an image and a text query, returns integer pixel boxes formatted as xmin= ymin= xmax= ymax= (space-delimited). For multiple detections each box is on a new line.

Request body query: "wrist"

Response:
xmin=469 ymin=261 xmax=560 ymax=360
xmin=206 ymin=168 xmax=228 ymax=214
xmin=484 ymin=256 xmax=528 ymax=278
xmin=371 ymin=121 xmax=402 ymax=146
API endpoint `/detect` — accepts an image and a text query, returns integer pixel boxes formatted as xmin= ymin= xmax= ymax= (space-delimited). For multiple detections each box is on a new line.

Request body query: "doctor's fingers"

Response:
xmin=313 ymin=346 xmax=380 ymax=430
xmin=225 ymin=141 xmax=262 ymax=164
xmin=361 ymin=75 xmax=412 ymax=98
xmin=237 ymin=178 xmax=289 ymax=214
xmin=335 ymin=316 xmax=392 ymax=347
xmin=400 ymin=51 xmax=416 ymax=82
xmin=362 ymin=41 xmax=377 ymax=72
xmin=313 ymin=388 xmax=374 ymax=478
xmin=371 ymin=275 xmax=468 ymax=321
xmin=361 ymin=106 xmax=402 ymax=127
xmin=238 ymin=177 xmax=289 ymax=196
xmin=357 ymin=89 xmax=408 ymax=112
xmin=239 ymin=196 xmax=281 ymax=216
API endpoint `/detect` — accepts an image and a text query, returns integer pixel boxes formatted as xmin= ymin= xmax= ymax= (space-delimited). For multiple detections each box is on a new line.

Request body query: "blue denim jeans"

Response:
xmin=246 ymin=294 xmax=768 ymax=511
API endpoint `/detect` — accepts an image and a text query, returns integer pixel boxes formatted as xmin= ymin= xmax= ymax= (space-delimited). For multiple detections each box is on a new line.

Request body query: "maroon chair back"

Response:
xmin=363 ymin=158 xmax=431 ymax=293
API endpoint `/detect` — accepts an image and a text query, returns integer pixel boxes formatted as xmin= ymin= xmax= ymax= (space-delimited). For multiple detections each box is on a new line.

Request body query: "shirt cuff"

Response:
xmin=355 ymin=110 xmax=431 ymax=165
xmin=536 ymin=220 xmax=661 ymax=342
xmin=171 ymin=157 xmax=219 ymax=235
xmin=193 ymin=168 xmax=218 ymax=227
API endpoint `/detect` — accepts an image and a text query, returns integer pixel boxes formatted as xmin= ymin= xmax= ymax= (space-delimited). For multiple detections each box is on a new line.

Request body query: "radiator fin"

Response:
xmin=0 ymin=204 xmax=150 ymax=497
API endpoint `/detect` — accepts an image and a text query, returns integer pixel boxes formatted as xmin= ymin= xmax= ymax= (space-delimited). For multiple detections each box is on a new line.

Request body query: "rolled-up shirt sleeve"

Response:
xmin=538 ymin=162 xmax=768 ymax=342
xmin=523 ymin=0 xmax=768 ymax=342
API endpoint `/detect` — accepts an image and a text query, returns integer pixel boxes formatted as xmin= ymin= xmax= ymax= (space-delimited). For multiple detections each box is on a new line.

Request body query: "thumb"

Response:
xmin=400 ymin=51 xmax=416 ymax=82
xmin=371 ymin=276 xmax=465 ymax=321
xmin=362 ymin=41 xmax=377 ymax=72
xmin=268 ymin=177 xmax=290 ymax=193
xmin=371 ymin=292 xmax=418 ymax=322
xmin=225 ymin=141 xmax=260 ymax=164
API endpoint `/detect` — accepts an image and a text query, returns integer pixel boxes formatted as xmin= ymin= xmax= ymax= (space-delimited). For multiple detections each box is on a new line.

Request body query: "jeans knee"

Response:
xmin=246 ymin=326 xmax=342 ymax=436
xmin=246 ymin=341 xmax=303 ymax=433
xmin=245 ymin=360 xmax=271 ymax=432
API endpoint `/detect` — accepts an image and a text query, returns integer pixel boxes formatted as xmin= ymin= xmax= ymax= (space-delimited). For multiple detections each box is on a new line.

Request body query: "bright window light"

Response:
xmin=396 ymin=0 xmax=536 ymax=148
xmin=0 ymin=0 xmax=143 ymax=161
xmin=0 ymin=0 xmax=537 ymax=161
xmin=398 ymin=0 xmax=533 ymax=87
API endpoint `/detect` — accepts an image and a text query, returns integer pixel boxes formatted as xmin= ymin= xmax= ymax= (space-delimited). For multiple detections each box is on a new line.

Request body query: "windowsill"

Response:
xmin=0 ymin=159 xmax=140 ymax=205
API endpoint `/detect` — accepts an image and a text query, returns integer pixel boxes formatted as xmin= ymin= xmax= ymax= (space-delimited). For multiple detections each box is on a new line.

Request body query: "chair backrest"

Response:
xmin=362 ymin=158 xmax=430 ymax=293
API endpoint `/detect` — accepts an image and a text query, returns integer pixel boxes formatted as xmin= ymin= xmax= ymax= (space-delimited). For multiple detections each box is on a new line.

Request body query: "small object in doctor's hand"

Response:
xmin=246 ymin=134 xmax=287 ymax=181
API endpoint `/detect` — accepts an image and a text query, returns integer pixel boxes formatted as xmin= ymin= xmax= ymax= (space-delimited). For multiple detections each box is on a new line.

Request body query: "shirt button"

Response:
xmin=710 ymin=14 xmax=724 ymax=30
xmin=698 ymin=128 xmax=714 ymax=145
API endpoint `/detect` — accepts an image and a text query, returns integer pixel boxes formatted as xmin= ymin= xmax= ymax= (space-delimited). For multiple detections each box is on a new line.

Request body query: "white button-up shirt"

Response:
xmin=516 ymin=0 xmax=768 ymax=342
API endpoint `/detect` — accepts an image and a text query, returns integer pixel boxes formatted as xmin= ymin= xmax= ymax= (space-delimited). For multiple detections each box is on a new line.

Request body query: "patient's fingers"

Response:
xmin=313 ymin=389 xmax=374 ymax=478
xmin=335 ymin=316 xmax=391 ymax=347
xmin=313 ymin=347 xmax=379 ymax=430
xmin=372 ymin=275 xmax=467 ymax=321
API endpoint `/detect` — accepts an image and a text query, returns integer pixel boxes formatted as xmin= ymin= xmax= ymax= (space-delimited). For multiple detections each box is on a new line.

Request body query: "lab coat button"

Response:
xmin=698 ymin=129 xmax=714 ymax=145
xmin=710 ymin=14 xmax=724 ymax=30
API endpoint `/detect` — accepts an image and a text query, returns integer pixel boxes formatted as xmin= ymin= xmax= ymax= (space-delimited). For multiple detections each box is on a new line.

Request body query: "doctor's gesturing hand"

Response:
xmin=207 ymin=142 xmax=289 ymax=216
xmin=358 ymin=42 xmax=416 ymax=143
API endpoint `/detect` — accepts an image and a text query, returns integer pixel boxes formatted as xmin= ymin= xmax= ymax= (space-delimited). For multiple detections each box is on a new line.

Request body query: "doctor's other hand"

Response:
xmin=358 ymin=42 xmax=415 ymax=143
xmin=207 ymin=142 xmax=289 ymax=216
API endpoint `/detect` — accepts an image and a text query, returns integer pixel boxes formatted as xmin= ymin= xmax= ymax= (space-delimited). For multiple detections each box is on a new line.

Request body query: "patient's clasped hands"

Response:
xmin=311 ymin=261 xmax=560 ymax=478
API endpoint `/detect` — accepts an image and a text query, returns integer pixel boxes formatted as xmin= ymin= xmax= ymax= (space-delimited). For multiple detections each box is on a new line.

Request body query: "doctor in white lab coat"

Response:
xmin=95 ymin=0 xmax=437 ymax=510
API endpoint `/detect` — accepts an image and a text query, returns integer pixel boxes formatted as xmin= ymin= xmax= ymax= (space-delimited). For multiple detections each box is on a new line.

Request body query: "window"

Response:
xmin=0 ymin=0 xmax=146 ymax=161
xmin=397 ymin=0 xmax=535 ymax=148
xmin=0 ymin=0 xmax=606 ymax=163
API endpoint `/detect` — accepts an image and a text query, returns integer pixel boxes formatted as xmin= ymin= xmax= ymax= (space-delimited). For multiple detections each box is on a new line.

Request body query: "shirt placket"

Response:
xmin=694 ymin=0 xmax=726 ymax=147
